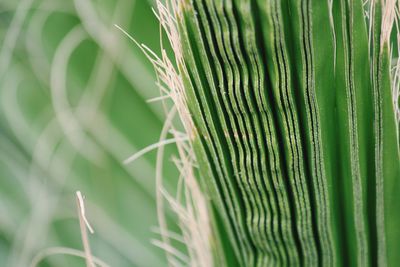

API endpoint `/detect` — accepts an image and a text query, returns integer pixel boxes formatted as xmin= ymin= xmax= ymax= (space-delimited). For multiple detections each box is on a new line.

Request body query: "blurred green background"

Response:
xmin=0 ymin=0 xmax=180 ymax=266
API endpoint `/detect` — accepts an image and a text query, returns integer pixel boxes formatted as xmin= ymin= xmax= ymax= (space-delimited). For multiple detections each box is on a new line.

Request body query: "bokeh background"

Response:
xmin=0 ymin=0 xmax=180 ymax=266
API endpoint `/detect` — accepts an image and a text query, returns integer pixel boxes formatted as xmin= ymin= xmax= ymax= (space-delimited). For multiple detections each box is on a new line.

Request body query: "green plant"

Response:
xmin=1 ymin=0 xmax=399 ymax=266
xmin=149 ymin=0 xmax=400 ymax=266
xmin=0 ymin=1 xmax=178 ymax=266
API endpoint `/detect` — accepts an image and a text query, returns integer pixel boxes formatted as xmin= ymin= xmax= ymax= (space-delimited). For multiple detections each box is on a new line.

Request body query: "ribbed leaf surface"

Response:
xmin=175 ymin=0 xmax=400 ymax=266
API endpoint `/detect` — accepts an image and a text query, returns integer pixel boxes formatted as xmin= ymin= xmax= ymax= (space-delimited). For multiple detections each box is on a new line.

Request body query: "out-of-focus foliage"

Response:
xmin=0 ymin=0 xmax=179 ymax=266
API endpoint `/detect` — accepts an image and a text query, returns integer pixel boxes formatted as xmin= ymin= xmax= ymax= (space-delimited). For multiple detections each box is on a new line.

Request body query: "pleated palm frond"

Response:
xmin=1 ymin=0 xmax=400 ymax=266
xmin=152 ymin=0 xmax=400 ymax=266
